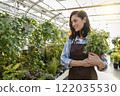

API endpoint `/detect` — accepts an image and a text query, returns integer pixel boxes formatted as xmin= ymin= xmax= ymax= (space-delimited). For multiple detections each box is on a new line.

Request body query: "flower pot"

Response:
xmin=113 ymin=63 xmax=118 ymax=69
xmin=98 ymin=54 xmax=102 ymax=58
xmin=119 ymin=61 xmax=120 ymax=69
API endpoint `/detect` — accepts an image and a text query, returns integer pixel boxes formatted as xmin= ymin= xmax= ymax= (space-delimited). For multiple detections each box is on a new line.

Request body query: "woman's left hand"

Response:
xmin=87 ymin=53 xmax=102 ymax=66
xmin=87 ymin=53 xmax=106 ymax=70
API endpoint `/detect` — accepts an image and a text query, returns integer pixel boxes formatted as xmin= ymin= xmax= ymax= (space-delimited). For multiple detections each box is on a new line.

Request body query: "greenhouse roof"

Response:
xmin=0 ymin=0 xmax=120 ymax=37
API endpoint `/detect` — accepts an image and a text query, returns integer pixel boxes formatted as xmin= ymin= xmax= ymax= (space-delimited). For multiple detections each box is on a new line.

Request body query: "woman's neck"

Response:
xmin=80 ymin=36 xmax=84 ymax=39
xmin=79 ymin=31 xmax=84 ymax=39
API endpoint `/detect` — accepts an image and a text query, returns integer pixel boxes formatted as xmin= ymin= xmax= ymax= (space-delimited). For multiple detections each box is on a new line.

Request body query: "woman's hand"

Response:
xmin=70 ymin=53 xmax=106 ymax=70
xmin=87 ymin=53 xmax=101 ymax=66
xmin=82 ymin=58 xmax=95 ymax=67
xmin=87 ymin=53 xmax=106 ymax=70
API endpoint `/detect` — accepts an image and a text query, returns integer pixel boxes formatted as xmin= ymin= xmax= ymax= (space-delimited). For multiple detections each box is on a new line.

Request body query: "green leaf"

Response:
xmin=3 ymin=64 xmax=13 ymax=71
xmin=12 ymin=63 xmax=21 ymax=70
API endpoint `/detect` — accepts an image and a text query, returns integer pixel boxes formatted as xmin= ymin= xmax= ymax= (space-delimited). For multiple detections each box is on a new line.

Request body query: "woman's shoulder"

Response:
xmin=66 ymin=38 xmax=73 ymax=44
xmin=84 ymin=36 xmax=88 ymax=40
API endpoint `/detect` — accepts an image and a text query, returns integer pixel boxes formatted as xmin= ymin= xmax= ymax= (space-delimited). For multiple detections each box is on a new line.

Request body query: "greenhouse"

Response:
xmin=0 ymin=0 xmax=120 ymax=80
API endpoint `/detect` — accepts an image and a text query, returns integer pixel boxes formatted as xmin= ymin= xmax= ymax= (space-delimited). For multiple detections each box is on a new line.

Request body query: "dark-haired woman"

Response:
xmin=61 ymin=10 xmax=107 ymax=80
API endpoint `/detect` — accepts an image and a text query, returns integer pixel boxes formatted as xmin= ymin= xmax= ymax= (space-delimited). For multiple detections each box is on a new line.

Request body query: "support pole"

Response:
xmin=24 ymin=0 xmax=43 ymax=16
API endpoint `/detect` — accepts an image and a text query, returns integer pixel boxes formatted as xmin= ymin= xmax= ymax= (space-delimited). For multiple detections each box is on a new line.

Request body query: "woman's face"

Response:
xmin=71 ymin=14 xmax=86 ymax=32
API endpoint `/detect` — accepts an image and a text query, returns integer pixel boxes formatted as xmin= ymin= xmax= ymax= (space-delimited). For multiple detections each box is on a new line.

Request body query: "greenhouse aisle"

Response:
xmin=56 ymin=56 xmax=120 ymax=80
xmin=96 ymin=64 xmax=119 ymax=80
xmin=98 ymin=56 xmax=120 ymax=80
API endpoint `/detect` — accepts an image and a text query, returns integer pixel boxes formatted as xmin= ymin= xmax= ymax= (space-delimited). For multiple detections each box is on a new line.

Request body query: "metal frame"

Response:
xmin=0 ymin=0 xmax=120 ymax=30
xmin=16 ymin=0 xmax=68 ymax=24
xmin=24 ymin=0 xmax=43 ymax=16
xmin=0 ymin=1 xmax=48 ymax=22
xmin=75 ymin=0 xmax=81 ymax=7
xmin=50 ymin=3 xmax=120 ymax=11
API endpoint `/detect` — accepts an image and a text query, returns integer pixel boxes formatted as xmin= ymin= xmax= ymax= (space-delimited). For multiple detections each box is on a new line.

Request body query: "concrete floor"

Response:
xmin=96 ymin=63 xmax=119 ymax=80
xmin=98 ymin=56 xmax=120 ymax=80
xmin=101 ymin=62 xmax=120 ymax=80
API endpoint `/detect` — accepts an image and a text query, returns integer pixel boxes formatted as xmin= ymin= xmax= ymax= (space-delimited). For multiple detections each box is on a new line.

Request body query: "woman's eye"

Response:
xmin=74 ymin=20 xmax=77 ymax=22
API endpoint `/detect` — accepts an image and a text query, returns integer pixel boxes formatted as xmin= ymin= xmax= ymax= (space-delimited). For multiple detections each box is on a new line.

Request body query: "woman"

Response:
xmin=61 ymin=10 xmax=107 ymax=80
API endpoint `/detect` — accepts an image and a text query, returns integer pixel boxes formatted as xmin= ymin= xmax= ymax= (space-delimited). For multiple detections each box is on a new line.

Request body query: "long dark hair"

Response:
xmin=69 ymin=10 xmax=91 ymax=40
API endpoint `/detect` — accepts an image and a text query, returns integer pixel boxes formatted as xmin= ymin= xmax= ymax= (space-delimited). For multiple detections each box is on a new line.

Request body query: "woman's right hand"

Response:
xmin=69 ymin=58 xmax=95 ymax=67
xmin=82 ymin=58 xmax=95 ymax=67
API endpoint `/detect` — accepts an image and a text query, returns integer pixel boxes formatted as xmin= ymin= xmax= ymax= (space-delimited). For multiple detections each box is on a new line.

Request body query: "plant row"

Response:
xmin=109 ymin=37 xmax=120 ymax=69
xmin=0 ymin=12 xmax=68 ymax=80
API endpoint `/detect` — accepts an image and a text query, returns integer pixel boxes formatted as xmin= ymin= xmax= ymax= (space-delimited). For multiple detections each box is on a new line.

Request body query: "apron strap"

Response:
xmin=73 ymin=39 xmax=75 ymax=44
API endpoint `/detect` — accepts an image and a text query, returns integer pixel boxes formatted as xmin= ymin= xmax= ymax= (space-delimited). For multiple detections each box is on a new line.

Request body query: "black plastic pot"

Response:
xmin=119 ymin=61 xmax=120 ymax=69
xmin=113 ymin=63 xmax=118 ymax=69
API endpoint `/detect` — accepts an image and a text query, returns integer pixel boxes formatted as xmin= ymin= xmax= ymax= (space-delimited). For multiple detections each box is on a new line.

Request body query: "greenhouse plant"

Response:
xmin=0 ymin=12 xmax=68 ymax=80
xmin=83 ymin=29 xmax=109 ymax=56
xmin=110 ymin=52 xmax=120 ymax=69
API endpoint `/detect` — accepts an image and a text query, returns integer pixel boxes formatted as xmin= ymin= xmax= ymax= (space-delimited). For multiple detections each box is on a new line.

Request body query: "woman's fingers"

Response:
xmin=90 ymin=52 xmax=96 ymax=55
xmin=86 ymin=58 xmax=90 ymax=64
xmin=83 ymin=59 xmax=96 ymax=67
xmin=88 ymin=52 xmax=97 ymax=57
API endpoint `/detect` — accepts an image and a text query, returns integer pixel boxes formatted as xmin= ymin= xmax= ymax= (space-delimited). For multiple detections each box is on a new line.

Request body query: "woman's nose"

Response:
xmin=72 ymin=22 xmax=75 ymax=27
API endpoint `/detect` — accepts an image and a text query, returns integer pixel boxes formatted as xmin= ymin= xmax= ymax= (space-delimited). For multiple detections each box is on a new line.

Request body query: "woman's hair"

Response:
xmin=69 ymin=10 xmax=91 ymax=40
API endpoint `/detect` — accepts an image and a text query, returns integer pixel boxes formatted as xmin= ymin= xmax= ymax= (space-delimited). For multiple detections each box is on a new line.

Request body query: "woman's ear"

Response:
xmin=83 ymin=17 xmax=87 ymax=23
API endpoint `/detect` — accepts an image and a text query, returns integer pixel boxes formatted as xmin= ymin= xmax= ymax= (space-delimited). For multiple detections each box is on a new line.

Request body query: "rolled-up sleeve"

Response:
xmin=61 ymin=39 xmax=72 ymax=68
xmin=99 ymin=55 xmax=108 ymax=71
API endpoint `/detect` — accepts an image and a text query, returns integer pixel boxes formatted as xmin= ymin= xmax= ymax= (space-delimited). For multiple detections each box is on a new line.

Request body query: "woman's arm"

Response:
xmin=97 ymin=60 xmax=106 ymax=71
xmin=69 ymin=59 xmax=96 ymax=67
xmin=61 ymin=39 xmax=94 ymax=68
xmin=87 ymin=53 xmax=107 ymax=71
xmin=61 ymin=39 xmax=73 ymax=68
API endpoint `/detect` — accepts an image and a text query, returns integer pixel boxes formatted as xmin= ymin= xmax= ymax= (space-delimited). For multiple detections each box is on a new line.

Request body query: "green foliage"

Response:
xmin=112 ymin=37 xmax=120 ymax=47
xmin=118 ymin=40 xmax=120 ymax=45
xmin=84 ymin=29 xmax=109 ymax=55
xmin=48 ymin=57 xmax=59 ymax=76
xmin=45 ymin=44 xmax=64 ymax=62
xmin=0 ymin=12 xmax=68 ymax=80
xmin=111 ymin=37 xmax=120 ymax=54
xmin=2 ymin=63 xmax=27 ymax=80
xmin=39 ymin=73 xmax=54 ymax=80
xmin=0 ymin=12 xmax=31 ymax=79
xmin=107 ymin=48 xmax=117 ymax=55
xmin=110 ymin=52 xmax=120 ymax=63
xmin=41 ymin=21 xmax=61 ymax=45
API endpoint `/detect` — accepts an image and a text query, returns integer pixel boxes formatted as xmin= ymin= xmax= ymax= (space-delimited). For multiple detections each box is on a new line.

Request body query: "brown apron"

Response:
xmin=68 ymin=42 xmax=98 ymax=80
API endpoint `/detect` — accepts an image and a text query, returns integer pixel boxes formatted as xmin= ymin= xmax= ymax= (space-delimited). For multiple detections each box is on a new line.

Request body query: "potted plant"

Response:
xmin=116 ymin=41 xmax=120 ymax=68
xmin=83 ymin=29 xmax=109 ymax=57
xmin=117 ymin=51 xmax=120 ymax=68
xmin=111 ymin=52 xmax=120 ymax=69
xmin=118 ymin=56 xmax=120 ymax=69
